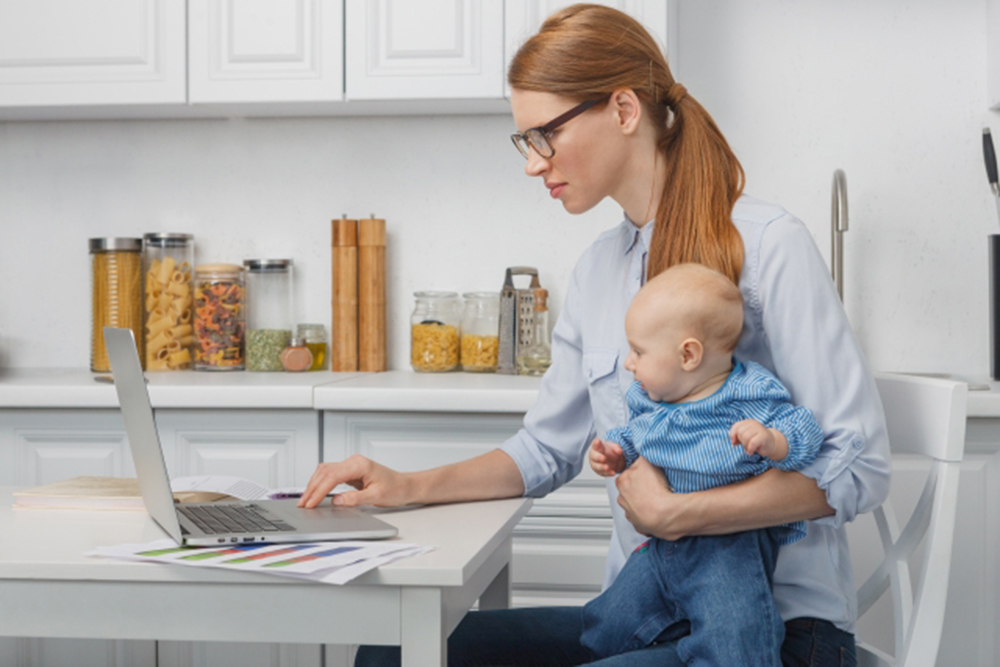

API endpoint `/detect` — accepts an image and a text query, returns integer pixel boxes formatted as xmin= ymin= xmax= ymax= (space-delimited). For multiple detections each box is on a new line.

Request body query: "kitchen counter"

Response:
xmin=0 ymin=368 xmax=362 ymax=409
xmin=313 ymin=370 xmax=543 ymax=413
xmin=0 ymin=368 xmax=543 ymax=412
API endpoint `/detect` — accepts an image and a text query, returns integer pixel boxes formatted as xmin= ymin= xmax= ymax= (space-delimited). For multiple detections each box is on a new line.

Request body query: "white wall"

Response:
xmin=0 ymin=0 xmax=994 ymax=377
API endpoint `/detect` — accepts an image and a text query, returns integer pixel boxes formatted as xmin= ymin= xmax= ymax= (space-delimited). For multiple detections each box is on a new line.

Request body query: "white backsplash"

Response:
xmin=0 ymin=0 xmax=993 ymax=378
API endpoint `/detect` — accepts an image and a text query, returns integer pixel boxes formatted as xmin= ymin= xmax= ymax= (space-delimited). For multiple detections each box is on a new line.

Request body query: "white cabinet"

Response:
xmin=188 ymin=0 xmax=343 ymax=104
xmin=345 ymin=0 xmax=505 ymax=100
xmin=0 ymin=0 xmax=185 ymax=107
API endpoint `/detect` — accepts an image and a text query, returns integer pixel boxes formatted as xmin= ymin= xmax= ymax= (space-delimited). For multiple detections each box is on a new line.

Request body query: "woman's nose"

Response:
xmin=524 ymin=149 xmax=549 ymax=177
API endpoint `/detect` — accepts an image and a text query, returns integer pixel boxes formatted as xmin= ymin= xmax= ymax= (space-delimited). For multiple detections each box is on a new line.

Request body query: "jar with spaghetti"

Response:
xmin=411 ymin=291 xmax=460 ymax=372
xmin=143 ymin=233 xmax=194 ymax=371
xmin=460 ymin=292 xmax=499 ymax=372
xmin=193 ymin=264 xmax=245 ymax=371
xmin=90 ymin=238 xmax=144 ymax=373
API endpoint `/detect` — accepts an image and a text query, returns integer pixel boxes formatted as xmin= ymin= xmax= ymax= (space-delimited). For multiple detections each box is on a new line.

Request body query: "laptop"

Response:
xmin=103 ymin=327 xmax=398 ymax=547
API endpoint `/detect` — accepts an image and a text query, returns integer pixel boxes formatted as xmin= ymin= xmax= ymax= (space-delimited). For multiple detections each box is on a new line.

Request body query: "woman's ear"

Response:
xmin=610 ymin=88 xmax=642 ymax=136
xmin=679 ymin=338 xmax=703 ymax=371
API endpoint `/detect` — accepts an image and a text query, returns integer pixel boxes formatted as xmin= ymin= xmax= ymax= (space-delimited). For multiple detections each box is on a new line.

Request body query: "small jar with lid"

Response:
xmin=296 ymin=323 xmax=327 ymax=371
xmin=410 ymin=291 xmax=461 ymax=372
xmin=244 ymin=259 xmax=293 ymax=372
xmin=280 ymin=337 xmax=313 ymax=372
xmin=143 ymin=233 xmax=194 ymax=371
xmin=90 ymin=237 xmax=144 ymax=372
xmin=460 ymin=292 xmax=500 ymax=372
xmin=193 ymin=263 xmax=245 ymax=371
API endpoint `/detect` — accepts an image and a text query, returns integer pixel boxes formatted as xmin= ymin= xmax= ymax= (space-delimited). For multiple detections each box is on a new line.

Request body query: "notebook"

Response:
xmin=103 ymin=327 xmax=398 ymax=546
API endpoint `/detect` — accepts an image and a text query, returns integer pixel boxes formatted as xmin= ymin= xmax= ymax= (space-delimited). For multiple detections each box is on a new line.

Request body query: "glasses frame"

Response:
xmin=511 ymin=96 xmax=608 ymax=159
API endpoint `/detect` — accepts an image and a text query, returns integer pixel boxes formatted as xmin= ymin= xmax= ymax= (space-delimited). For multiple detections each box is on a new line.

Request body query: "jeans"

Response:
xmin=581 ymin=530 xmax=782 ymax=665
xmin=354 ymin=609 xmax=857 ymax=667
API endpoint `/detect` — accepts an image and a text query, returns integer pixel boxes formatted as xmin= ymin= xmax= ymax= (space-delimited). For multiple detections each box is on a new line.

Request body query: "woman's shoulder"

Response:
xmin=732 ymin=194 xmax=808 ymax=243
xmin=733 ymin=194 xmax=824 ymax=286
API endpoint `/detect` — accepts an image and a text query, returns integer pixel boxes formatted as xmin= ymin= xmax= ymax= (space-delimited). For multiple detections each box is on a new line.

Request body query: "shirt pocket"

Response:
xmin=583 ymin=348 xmax=627 ymax=437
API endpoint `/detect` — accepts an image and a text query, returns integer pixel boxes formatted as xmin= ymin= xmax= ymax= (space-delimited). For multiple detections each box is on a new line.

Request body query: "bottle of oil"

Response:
xmin=517 ymin=288 xmax=552 ymax=376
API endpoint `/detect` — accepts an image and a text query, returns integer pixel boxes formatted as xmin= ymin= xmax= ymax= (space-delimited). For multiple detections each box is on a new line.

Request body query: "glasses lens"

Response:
xmin=511 ymin=134 xmax=530 ymax=158
xmin=525 ymin=129 xmax=553 ymax=158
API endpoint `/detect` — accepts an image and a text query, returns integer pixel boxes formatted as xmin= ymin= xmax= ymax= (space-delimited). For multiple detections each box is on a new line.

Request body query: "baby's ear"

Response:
xmin=679 ymin=337 xmax=703 ymax=370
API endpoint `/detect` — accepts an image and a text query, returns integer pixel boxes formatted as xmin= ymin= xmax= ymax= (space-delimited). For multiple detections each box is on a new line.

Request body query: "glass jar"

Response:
xmin=244 ymin=259 xmax=293 ymax=372
xmin=143 ymin=233 xmax=194 ymax=371
xmin=460 ymin=292 xmax=500 ymax=372
xmin=410 ymin=291 xmax=461 ymax=372
xmin=297 ymin=323 xmax=327 ymax=371
xmin=90 ymin=238 xmax=144 ymax=373
xmin=193 ymin=263 xmax=245 ymax=371
xmin=517 ymin=288 xmax=553 ymax=376
xmin=280 ymin=337 xmax=313 ymax=372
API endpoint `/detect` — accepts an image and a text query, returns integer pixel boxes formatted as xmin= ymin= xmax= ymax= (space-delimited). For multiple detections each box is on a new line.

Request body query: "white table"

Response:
xmin=0 ymin=489 xmax=532 ymax=667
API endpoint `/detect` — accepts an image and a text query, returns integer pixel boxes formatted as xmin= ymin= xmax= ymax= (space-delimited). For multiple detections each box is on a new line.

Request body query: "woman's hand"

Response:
xmin=615 ymin=457 xmax=689 ymax=540
xmin=297 ymin=455 xmax=413 ymax=509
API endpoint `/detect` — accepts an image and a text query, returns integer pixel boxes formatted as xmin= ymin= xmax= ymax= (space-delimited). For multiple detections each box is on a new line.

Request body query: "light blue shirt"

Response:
xmin=610 ymin=361 xmax=824 ymax=544
xmin=500 ymin=194 xmax=890 ymax=633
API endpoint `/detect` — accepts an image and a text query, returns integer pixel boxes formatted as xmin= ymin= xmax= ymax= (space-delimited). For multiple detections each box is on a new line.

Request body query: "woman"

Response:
xmin=299 ymin=5 xmax=889 ymax=665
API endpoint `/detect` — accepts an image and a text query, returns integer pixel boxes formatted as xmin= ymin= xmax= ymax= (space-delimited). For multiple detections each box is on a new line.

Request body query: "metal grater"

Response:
xmin=497 ymin=266 xmax=540 ymax=374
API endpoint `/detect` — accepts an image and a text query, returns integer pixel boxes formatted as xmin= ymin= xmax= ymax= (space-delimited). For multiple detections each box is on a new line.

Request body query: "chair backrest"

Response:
xmin=855 ymin=373 xmax=967 ymax=667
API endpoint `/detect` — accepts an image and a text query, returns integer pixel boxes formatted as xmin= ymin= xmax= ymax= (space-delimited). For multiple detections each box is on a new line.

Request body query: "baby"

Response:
xmin=580 ymin=262 xmax=824 ymax=666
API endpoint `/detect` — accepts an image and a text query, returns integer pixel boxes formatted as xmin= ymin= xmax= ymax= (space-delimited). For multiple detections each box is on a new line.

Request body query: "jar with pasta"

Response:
xmin=90 ymin=238 xmax=144 ymax=373
xmin=244 ymin=259 xmax=293 ymax=372
xmin=193 ymin=264 xmax=245 ymax=371
xmin=460 ymin=292 xmax=500 ymax=372
xmin=143 ymin=233 xmax=194 ymax=371
xmin=411 ymin=291 xmax=461 ymax=372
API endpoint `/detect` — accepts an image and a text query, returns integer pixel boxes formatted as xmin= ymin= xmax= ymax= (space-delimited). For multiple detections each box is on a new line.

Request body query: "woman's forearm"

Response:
xmin=668 ymin=469 xmax=833 ymax=539
xmin=408 ymin=448 xmax=526 ymax=505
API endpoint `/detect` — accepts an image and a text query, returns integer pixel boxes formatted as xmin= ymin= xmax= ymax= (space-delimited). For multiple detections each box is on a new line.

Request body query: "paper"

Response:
xmin=169 ymin=476 xmax=273 ymax=501
xmin=88 ymin=539 xmax=434 ymax=585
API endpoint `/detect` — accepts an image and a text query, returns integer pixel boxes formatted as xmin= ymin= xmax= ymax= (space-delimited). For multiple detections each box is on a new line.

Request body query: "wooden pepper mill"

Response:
xmin=331 ymin=216 xmax=358 ymax=371
xmin=358 ymin=215 xmax=386 ymax=372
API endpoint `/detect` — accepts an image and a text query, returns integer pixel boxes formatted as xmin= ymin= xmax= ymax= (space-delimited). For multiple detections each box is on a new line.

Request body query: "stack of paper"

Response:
xmin=89 ymin=539 xmax=433 ymax=585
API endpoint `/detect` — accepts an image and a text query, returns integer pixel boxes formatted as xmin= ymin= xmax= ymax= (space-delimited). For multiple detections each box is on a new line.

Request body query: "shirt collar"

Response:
xmin=621 ymin=212 xmax=655 ymax=256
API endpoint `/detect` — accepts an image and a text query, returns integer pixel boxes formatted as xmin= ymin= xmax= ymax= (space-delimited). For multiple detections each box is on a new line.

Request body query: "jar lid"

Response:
xmin=462 ymin=291 xmax=499 ymax=300
xmin=89 ymin=237 xmax=143 ymax=253
xmin=288 ymin=337 xmax=306 ymax=347
xmin=244 ymin=259 xmax=292 ymax=272
xmin=297 ymin=323 xmax=325 ymax=336
xmin=414 ymin=290 xmax=459 ymax=299
xmin=144 ymin=233 xmax=193 ymax=247
xmin=195 ymin=262 xmax=243 ymax=275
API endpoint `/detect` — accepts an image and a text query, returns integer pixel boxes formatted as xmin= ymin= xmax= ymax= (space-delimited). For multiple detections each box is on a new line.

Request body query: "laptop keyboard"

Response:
xmin=178 ymin=504 xmax=296 ymax=535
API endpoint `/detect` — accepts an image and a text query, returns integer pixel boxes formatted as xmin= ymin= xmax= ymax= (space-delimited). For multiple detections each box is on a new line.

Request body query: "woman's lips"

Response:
xmin=548 ymin=183 xmax=566 ymax=199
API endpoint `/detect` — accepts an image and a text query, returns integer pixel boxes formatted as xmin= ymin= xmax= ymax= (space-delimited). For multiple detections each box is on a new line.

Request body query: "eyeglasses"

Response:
xmin=511 ymin=96 xmax=607 ymax=159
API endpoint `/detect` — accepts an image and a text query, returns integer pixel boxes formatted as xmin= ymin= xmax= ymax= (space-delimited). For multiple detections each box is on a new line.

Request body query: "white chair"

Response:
xmin=854 ymin=373 xmax=967 ymax=667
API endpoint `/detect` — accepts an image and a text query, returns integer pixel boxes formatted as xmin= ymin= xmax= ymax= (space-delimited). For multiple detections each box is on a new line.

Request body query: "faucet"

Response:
xmin=831 ymin=170 xmax=848 ymax=301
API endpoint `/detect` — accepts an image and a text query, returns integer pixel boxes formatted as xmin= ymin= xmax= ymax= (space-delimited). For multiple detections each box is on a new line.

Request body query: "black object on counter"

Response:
xmin=990 ymin=235 xmax=1000 ymax=380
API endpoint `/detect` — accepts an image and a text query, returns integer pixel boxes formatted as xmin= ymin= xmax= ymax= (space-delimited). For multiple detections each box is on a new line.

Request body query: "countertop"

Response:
xmin=2 ymin=367 xmax=999 ymax=417
xmin=0 ymin=368 xmax=543 ymax=412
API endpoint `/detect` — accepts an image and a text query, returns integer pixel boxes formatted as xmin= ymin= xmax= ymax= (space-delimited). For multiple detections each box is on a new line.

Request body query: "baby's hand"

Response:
xmin=589 ymin=438 xmax=626 ymax=476
xmin=730 ymin=419 xmax=788 ymax=461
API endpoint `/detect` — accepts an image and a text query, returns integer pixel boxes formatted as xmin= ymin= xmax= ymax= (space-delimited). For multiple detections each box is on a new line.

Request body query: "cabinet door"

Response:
xmin=504 ymin=1 xmax=676 ymax=97
xmin=344 ymin=0 xmax=505 ymax=100
xmin=0 ymin=0 xmax=185 ymax=107
xmin=0 ymin=409 xmax=134 ymax=486
xmin=153 ymin=409 xmax=320 ymax=486
xmin=189 ymin=0 xmax=343 ymax=103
